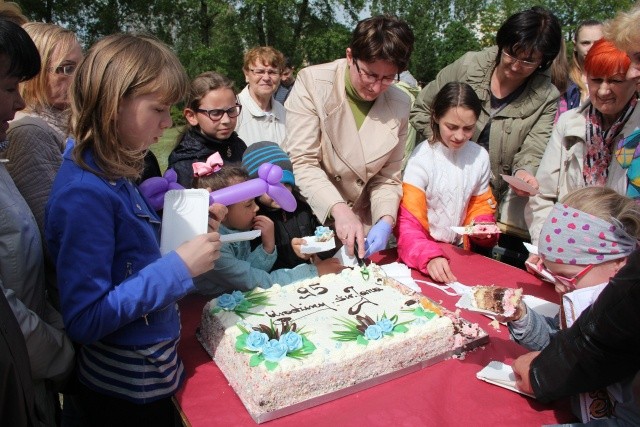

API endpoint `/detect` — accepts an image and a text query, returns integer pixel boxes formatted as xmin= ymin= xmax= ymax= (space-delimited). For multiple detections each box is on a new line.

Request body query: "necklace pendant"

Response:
xmin=227 ymin=147 xmax=232 ymax=157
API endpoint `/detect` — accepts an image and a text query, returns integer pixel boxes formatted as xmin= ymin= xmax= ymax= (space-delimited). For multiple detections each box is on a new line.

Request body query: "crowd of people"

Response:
xmin=2 ymin=1 xmax=640 ymax=426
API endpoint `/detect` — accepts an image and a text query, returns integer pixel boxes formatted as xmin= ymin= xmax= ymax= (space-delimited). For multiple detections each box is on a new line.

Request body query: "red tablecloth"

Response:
xmin=175 ymin=245 xmax=576 ymax=426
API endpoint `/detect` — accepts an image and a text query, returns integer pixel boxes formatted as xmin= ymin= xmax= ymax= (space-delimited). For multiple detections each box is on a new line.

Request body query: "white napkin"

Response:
xmin=379 ymin=262 xmax=421 ymax=292
xmin=332 ymin=245 xmax=359 ymax=267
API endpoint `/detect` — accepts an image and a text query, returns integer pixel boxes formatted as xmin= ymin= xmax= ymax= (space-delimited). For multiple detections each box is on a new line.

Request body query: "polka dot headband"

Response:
xmin=539 ymin=203 xmax=638 ymax=265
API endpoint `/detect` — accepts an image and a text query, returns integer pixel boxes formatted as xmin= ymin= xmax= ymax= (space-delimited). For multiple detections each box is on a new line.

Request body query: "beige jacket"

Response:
xmin=525 ymin=102 xmax=638 ymax=245
xmin=282 ymin=58 xmax=409 ymax=226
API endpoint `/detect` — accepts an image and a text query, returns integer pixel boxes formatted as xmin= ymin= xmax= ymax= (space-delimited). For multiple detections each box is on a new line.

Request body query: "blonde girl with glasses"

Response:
xmin=168 ymin=71 xmax=247 ymax=188
xmin=4 ymin=23 xmax=82 ymax=239
xmin=236 ymin=46 xmax=286 ymax=146
xmin=502 ymin=186 xmax=640 ymax=425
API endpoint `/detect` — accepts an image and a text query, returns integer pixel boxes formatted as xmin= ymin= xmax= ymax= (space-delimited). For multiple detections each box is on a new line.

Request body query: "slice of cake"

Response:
xmin=465 ymin=222 xmax=500 ymax=235
xmin=198 ymin=265 xmax=488 ymax=423
xmin=471 ymin=285 xmax=523 ymax=317
xmin=314 ymin=225 xmax=334 ymax=242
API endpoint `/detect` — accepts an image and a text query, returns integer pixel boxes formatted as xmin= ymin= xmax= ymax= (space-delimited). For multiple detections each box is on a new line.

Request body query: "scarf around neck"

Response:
xmin=583 ymin=97 xmax=637 ymax=186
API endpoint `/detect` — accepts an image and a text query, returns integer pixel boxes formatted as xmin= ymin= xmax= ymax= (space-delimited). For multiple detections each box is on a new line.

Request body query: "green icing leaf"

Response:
xmin=356 ymin=335 xmax=369 ymax=346
xmin=413 ymin=306 xmax=436 ymax=319
xmin=265 ymin=360 xmax=279 ymax=371
xmin=302 ymin=338 xmax=316 ymax=352
xmin=235 ymin=333 xmax=248 ymax=351
xmin=249 ymin=353 xmax=263 ymax=367
xmin=394 ymin=324 xmax=409 ymax=333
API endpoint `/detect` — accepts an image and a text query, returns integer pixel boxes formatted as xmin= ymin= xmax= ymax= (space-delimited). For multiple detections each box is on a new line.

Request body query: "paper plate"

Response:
xmin=160 ymin=189 xmax=210 ymax=255
xmin=522 ymin=242 xmax=538 ymax=255
xmin=300 ymin=236 xmax=336 ymax=254
xmin=500 ymin=174 xmax=539 ymax=195
xmin=220 ymin=230 xmax=262 ymax=243
xmin=476 ymin=361 xmax=535 ymax=398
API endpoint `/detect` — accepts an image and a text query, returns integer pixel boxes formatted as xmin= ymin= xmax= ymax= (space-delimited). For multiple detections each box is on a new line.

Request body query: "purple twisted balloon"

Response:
xmin=138 ymin=163 xmax=297 ymax=212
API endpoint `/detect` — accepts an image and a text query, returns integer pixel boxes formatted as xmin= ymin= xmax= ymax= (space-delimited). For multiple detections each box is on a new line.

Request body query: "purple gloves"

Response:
xmin=365 ymin=220 xmax=393 ymax=257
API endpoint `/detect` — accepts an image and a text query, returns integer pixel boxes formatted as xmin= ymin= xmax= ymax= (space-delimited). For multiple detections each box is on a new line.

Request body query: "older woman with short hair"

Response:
xmin=236 ymin=46 xmax=286 ymax=146
xmin=526 ymin=38 xmax=640 ymax=249
xmin=283 ymin=15 xmax=414 ymax=258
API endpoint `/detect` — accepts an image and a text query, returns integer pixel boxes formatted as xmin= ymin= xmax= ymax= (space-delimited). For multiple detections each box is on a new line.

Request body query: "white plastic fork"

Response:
xmin=414 ymin=280 xmax=471 ymax=296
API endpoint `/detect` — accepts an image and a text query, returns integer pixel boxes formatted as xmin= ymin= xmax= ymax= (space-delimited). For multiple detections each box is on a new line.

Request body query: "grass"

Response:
xmin=150 ymin=127 xmax=182 ymax=173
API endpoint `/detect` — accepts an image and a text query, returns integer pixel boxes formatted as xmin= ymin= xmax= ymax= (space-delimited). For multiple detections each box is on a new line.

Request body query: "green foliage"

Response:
xmin=152 ymin=127 xmax=181 ymax=173
xmin=16 ymin=0 xmax=635 ymax=95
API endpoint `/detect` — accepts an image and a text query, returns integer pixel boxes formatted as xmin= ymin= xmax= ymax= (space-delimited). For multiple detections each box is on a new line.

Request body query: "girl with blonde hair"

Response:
xmin=45 ymin=33 xmax=226 ymax=425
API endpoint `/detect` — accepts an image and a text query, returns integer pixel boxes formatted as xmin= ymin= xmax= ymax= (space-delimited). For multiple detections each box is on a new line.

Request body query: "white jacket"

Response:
xmin=525 ymin=102 xmax=640 ymax=245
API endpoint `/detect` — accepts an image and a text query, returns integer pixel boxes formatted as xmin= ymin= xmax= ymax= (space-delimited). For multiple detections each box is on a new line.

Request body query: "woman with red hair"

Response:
xmin=526 ymin=38 xmax=639 ymax=254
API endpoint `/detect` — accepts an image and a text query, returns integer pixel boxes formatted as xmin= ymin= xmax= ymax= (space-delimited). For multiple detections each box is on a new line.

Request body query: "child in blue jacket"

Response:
xmin=45 ymin=34 xmax=224 ymax=425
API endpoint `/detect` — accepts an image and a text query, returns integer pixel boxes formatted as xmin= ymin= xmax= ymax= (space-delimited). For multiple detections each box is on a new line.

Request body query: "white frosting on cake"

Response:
xmin=199 ymin=265 xmax=484 ymax=421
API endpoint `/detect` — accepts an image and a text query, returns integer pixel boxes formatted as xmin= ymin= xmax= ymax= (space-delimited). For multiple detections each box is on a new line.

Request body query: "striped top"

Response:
xmin=78 ymin=337 xmax=184 ymax=403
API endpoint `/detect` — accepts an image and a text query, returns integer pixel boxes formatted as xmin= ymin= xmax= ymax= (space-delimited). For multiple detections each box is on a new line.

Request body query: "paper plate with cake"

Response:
xmin=300 ymin=226 xmax=336 ymax=254
xmin=456 ymin=285 xmax=523 ymax=317
xmin=450 ymin=222 xmax=500 ymax=236
xmin=197 ymin=264 xmax=489 ymax=423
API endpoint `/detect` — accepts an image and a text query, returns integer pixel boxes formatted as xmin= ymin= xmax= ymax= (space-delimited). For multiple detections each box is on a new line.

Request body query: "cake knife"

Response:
xmin=353 ymin=241 xmax=367 ymax=269
xmin=353 ymin=242 xmax=370 ymax=280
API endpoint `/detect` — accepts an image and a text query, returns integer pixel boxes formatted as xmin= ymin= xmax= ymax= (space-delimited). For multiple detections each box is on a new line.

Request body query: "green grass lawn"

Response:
xmin=150 ymin=127 xmax=182 ymax=173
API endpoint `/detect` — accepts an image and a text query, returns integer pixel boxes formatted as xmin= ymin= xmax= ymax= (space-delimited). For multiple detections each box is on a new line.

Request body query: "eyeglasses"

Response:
xmin=51 ymin=64 xmax=77 ymax=76
xmin=196 ymin=104 xmax=242 ymax=121
xmin=353 ymin=59 xmax=399 ymax=86
xmin=501 ymin=51 xmax=540 ymax=69
xmin=249 ymin=68 xmax=281 ymax=77
xmin=545 ymin=264 xmax=594 ymax=290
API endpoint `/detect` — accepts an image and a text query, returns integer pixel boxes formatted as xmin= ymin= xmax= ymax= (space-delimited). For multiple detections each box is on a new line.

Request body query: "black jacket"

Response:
xmin=252 ymin=193 xmax=320 ymax=271
xmin=167 ymin=128 xmax=247 ymax=188
xmin=530 ymin=249 xmax=640 ymax=402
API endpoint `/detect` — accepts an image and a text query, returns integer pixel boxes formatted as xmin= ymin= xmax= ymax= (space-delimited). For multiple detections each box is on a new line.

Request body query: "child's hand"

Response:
xmin=208 ymin=203 xmax=227 ymax=232
xmin=175 ymin=232 xmax=222 ymax=277
xmin=426 ymin=257 xmax=457 ymax=283
xmin=495 ymin=302 xmax=527 ymax=323
xmin=314 ymin=257 xmax=344 ymax=276
xmin=291 ymin=237 xmax=312 ymax=261
xmin=253 ymin=215 xmax=275 ymax=254
xmin=526 ymin=254 xmax=541 ymax=266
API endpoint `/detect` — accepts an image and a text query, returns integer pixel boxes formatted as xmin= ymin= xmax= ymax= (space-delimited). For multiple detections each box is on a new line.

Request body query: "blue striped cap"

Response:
xmin=242 ymin=141 xmax=295 ymax=186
